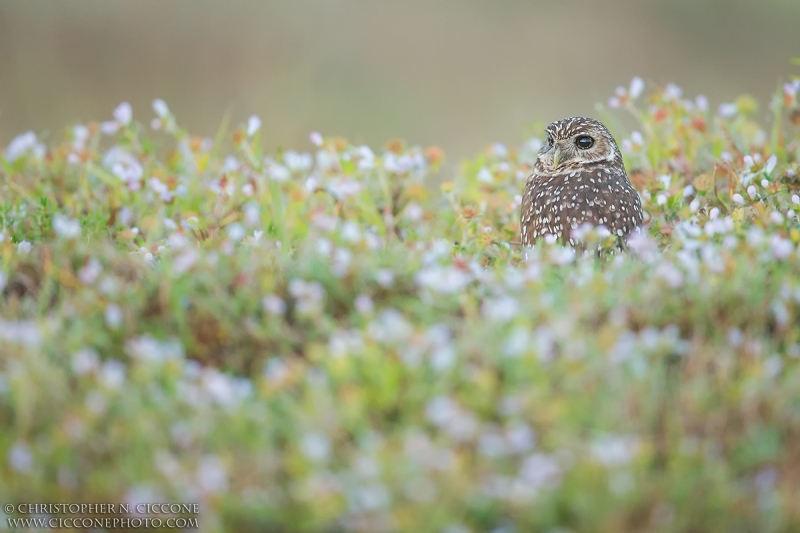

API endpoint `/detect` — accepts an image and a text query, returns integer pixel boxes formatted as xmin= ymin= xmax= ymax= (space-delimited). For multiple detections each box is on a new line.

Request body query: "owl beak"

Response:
xmin=552 ymin=146 xmax=565 ymax=169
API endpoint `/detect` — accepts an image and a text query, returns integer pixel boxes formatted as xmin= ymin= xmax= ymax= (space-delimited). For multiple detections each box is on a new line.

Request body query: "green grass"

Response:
xmin=1 ymin=76 xmax=800 ymax=532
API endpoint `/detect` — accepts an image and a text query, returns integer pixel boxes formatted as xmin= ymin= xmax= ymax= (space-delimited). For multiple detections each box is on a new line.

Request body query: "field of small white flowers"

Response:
xmin=2 ymin=74 xmax=800 ymax=533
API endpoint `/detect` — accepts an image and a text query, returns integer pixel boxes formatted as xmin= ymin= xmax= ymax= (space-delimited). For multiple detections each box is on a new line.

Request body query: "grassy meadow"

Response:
xmin=2 ymin=71 xmax=800 ymax=532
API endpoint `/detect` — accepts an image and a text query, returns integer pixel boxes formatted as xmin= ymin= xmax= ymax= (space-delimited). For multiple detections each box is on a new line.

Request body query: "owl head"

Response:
xmin=538 ymin=116 xmax=622 ymax=170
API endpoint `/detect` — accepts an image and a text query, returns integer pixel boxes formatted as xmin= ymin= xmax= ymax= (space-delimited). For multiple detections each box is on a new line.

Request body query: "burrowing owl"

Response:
xmin=520 ymin=116 xmax=643 ymax=247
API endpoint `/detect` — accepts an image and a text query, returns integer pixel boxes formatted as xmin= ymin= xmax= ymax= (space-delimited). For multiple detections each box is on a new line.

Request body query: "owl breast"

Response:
xmin=520 ymin=161 xmax=643 ymax=247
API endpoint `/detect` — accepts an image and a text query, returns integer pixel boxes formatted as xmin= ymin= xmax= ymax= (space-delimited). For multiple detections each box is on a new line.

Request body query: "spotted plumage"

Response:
xmin=520 ymin=116 xmax=643 ymax=247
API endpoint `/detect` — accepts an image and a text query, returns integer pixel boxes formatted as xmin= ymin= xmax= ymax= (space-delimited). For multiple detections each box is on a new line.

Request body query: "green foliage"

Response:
xmin=1 ymin=80 xmax=800 ymax=532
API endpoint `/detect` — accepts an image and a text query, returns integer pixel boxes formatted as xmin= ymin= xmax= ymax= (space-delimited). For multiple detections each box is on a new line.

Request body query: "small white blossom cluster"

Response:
xmin=608 ymin=76 xmax=646 ymax=108
xmin=4 ymin=131 xmax=46 ymax=162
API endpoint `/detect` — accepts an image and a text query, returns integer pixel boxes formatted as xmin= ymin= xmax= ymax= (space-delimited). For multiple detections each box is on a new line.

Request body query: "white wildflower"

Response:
xmin=664 ymin=83 xmax=683 ymax=100
xmin=771 ymin=235 xmax=793 ymax=259
xmin=746 ymin=226 xmax=765 ymax=247
xmin=727 ymin=328 xmax=744 ymax=347
xmin=71 ymin=348 xmax=100 ymax=375
xmin=718 ymin=103 xmax=738 ymax=118
xmin=113 ymin=102 xmax=133 ymax=125
xmin=375 ymin=269 xmax=394 ymax=288
xmin=316 ymin=238 xmax=333 ymax=255
xmin=351 ymin=484 xmax=390 ymax=511
xmin=196 ymin=455 xmax=228 ymax=494
xmin=240 ymin=182 xmax=254 ymax=196
xmin=264 ymin=357 xmax=289 ymax=383
xmin=300 ymin=432 xmax=331 ymax=462
xmin=416 ymin=265 xmax=471 ymax=294
xmin=627 ymin=231 xmax=659 ymax=262
xmin=170 ymin=248 xmax=198 ymax=275
xmin=8 ymin=442 xmax=33 ymax=472
xmin=764 ymin=355 xmax=783 ymax=378
xmin=200 ymin=368 xmax=240 ymax=406
xmin=17 ymin=240 xmax=32 ymax=254
xmin=268 ymin=164 xmax=290 ymax=182
xmin=478 ymin=430 xmax=507 ymax=458
xmin=772 ymin=301 xmax=790 ymax=328
xmin=312 ymin=213 xmax=338 ymax=233
xmin=309 ymin=131 xmax=323 ymax=147
xmin=477 ymin=167 xmax=494 ymax=183
xmin=5 ymin=131 xmax=45 ymax=162
xmin=152 ymin=98 xmax=169 ymax=117
xmin=100 ymin=360 xmax=126 ymax=389
xmin=105 ymin=303 xmax=123 ymax=329
xmin=550 ymin=246 xmax=575 ymax=265
xmin=246 ymin=115 xmax=261 ymax=137
xmin=327 ymin=178 xmax=361 ymax=199
xmin=328 ymin=328 xmax=364 ymax=358
xmin=103 ymin=147 xmax=143 ymax=189
xmin=629 ymin=77 xmax=645 ymax=99
xmin=100 ymin=121 xmax=119 ymax=135
xmin=356 ymin=145 xmax=375 ymax=170
xmin=367 ymin=309 xmax=413 ymax=344
xmin=332 ymin=248 xmax=352 ymax=277
xmin=124 ymin=486 xmax=168 ymax=519
xmin=591 ymin=435 xmax=639 ymax=466
xmin=366 ymin=229 xmax=383 ymax=248
xmin=492 ymin=143 xmax=508 ymax=158
xmin=503 ymin=326 xmax=530 ymax=358
xmin=764 ymin=155 xmax=777 ymax=175
xmin=289 ymin=279 xmax=326 ymax=314
xmin=315 ymin=151 xmax=338 ymax=172
xmin=148 ymin=178 xmax=173 ymax=202
xmin=284 ymin=150 xmax=313 ymax=172
xmin=262 ymin=294 xmax=286 ymax=315
xmin=424 ymin=395 xmax=459 ymax=426
xmin=701 ymin=243 xmax=724 ymax=273
xmin=383 ymin=152 xmax=413 ymax=174
xmin=506 ymin=424 xmax=536 ymax=454
xmin=53 ymin=214 xmax=81 ymax=239
xmin=430 ymin=343 xmax=456 ymax=371
xmin=482 ymin=295 xmax=519 ymax=322
xmin=244 ymin=203 xmax=260 ymax=227
xmin=340 ymin=220 xmax=361 ymax=242
xmin=527 ymin=137 xmax=543 ymax=152
xmin=78 ymin=258 xmax=102 ymax=284
xmin=354 ymin=294 xmax=374 ymax=314
xmin=226 ymin=223 xmax=246 ymax=242
xmin=126 ymin=335 xmax=184 ymax=363
xmin=518 ymin=453 xmax=562 ymax=489
xmin=405 ymin=203 xmax=424 ymax=221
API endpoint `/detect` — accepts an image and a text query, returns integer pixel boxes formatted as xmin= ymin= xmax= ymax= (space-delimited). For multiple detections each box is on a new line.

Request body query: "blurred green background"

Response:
xmin=1 ymin=0 xmax=798 ymax=164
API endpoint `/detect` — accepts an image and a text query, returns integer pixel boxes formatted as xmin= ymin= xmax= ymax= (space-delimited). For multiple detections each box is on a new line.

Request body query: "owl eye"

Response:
xmin=576 ymin=135 xmax=594 ymax=149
